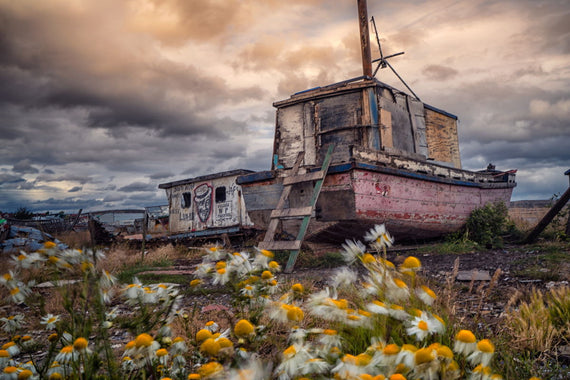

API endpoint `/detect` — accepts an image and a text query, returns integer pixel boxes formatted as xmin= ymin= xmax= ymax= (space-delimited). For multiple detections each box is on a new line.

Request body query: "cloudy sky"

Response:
xmin=1 ymin=0 xmax=569 ymax=213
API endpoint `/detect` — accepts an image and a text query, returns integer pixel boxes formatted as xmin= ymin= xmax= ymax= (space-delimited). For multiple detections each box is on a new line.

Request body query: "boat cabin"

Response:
xmin=272 ymin=77 xmax=462 ymax=172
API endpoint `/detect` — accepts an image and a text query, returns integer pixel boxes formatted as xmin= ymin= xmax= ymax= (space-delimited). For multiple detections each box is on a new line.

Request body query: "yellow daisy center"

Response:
xmin=234 ymin=319 xmax=254 ymax=337
xmin=477 ymin=339 xmax=495 ymax=353
xmin=415 ymin=347 xmax=435 ymax=364
xmin=402 ymin=256 xmax=421 ymax=269
xmin=73 ymin=337 xmax=88 ymax=350
xmin=456 ymin=330 xmax=476 ymax=343
xmin=383 ymin=344 xmax=400 ymax=355
xmin=134 ymin=333 xmax=154 ymax=348
xmin=418 ymin=320 xmax=428 ymax=331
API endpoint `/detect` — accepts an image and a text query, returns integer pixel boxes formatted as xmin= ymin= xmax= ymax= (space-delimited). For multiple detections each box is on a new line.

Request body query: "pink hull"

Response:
xmin=308 ymin=169 xmax=514 ymax=241
xmin=240 ymin=164 xmax=515 ymax=243
xmin=349 ymin=170 xmax=511 ymax=239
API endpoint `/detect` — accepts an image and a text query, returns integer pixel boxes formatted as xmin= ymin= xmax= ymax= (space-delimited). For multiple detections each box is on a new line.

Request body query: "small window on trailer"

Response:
xmin=215 ymin=186 xmax=226 ymax=203
xmin=181 ymin=192 xmax=192 ymax=208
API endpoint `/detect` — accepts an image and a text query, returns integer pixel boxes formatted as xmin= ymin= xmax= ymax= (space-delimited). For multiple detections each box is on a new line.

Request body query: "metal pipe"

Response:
xmin=357 ymin=0 xmax=372 ymax=77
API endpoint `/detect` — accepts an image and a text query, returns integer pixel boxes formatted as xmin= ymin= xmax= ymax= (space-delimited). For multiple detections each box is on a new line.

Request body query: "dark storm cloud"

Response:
xmin=98 ymin=184 xmax=117 ymax=191
xmin=0 ymin=1 xmax=265 ymax=140
xmin=67 ymin=186 xmax=82 ymax=193
xmin=35 ymin=174 xmax=94 ymax=185
xmin=102 ymin=193 xmax=124 ymax=203
xmin=27 ymin=198 xmax=105 ymax=213
xmin=12 ymin=159 xmax=39 ymax=174
xmin=0 ymin=173 xmax=25 ymax=184
xmin=148 ymin=172 xmax=174 ymax=180
xmin=117 ymin=182 xmax=157 ymax=192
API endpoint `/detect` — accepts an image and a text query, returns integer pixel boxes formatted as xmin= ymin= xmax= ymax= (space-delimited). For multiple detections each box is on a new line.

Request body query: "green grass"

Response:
xmin=512 ymin=244 xmax=568 ymax=281
xmin=415 ymin=239 xmax=480 ymax=255
xmin=273 ymin=250 xmax=346 ymax=269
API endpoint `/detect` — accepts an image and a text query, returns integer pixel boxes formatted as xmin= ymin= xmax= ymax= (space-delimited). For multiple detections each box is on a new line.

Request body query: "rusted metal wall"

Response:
xmin=165 ymin=175 xmax=252 ymax=234
xmin=424 ymin=108 xmax=461 ymax=168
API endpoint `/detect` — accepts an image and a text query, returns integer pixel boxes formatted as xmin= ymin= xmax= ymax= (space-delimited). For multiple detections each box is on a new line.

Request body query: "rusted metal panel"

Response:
xmin=349 ymin=168 xmax=513 ymax=239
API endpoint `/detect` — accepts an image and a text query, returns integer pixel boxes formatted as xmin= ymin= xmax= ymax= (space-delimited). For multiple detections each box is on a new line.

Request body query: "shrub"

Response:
xmin=465 ymin=202 xmax=509 ymax=248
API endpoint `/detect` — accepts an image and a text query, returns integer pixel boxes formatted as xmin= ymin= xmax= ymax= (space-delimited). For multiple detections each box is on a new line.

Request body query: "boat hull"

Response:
xmin=239 ymin=163 xmax=515 ymax=243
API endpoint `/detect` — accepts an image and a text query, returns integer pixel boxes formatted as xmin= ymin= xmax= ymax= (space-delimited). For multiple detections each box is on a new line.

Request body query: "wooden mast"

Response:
xmin=357 ymin=0 xmax=372 ymax=77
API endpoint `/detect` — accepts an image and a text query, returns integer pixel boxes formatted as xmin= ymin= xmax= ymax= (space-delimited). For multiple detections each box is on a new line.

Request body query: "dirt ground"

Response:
xmin=170 ymin=242 xmax=569 ymax=335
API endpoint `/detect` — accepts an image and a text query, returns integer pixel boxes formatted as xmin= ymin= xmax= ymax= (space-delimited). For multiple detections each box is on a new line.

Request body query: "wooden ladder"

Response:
xmin=258 ymin=144 xmax=334 ymax=272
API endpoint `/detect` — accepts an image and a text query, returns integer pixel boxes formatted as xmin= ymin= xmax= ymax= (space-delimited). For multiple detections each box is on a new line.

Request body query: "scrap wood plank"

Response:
xmin=524 ymin=181 xmax=570 ymax=244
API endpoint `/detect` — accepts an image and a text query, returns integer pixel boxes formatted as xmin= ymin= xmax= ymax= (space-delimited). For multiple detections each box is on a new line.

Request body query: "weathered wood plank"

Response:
xmin=283 ymin=171 xmax=325 ymax=185
xmin=380 ymin=108 xmax=393 ymax=149
xmin=270 ymin=207 xmax=313 ymax=219
xmin=258 ymin=240 xmax=302 ymax=251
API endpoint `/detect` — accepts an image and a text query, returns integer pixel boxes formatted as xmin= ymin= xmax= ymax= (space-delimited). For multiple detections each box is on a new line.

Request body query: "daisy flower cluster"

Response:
xmin=192 ymin=245 xmax=282 ymax=311
xmin=0 ymin=241 xmax=188 ymax=379
xmin=186 ymin=224 xmax=540 ymax=379
xmin=0 ymin=229 xmax=547 ymax=379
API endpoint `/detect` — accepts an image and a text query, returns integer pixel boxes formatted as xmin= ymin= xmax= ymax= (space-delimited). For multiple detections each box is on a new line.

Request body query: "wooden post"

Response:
xmin=523 ymin=171 xmax=570 ymax=244
xmin=357 ymin=0 xmax=372 ymax=77
xmin=69 ymin=208 xmax=82 ymax=231
xmin=566 ymin=169 xmax=570 ymax=236
xmin=141 ymin=210 xmax=148 ymax=263
xmin=88 ymin=214 xmax=96 ymax=248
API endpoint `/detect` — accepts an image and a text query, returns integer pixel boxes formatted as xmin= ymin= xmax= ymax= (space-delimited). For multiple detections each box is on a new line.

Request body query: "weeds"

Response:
xmin=0 ymin=225 xmax=562 ymax=379
xmin=465 ymin=202 xmax=510 ymax=248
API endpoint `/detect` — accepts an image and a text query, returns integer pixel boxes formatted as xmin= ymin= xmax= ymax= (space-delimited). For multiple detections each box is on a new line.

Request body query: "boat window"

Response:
xmin=181 ymin=192 xmax=192 ymax=208
xmin=215 ymin=186 xmax=226 ymax=203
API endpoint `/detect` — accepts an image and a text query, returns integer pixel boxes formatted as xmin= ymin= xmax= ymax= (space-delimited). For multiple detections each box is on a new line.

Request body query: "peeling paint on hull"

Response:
xmin=240 ymin=163 xmax=515 ymax=242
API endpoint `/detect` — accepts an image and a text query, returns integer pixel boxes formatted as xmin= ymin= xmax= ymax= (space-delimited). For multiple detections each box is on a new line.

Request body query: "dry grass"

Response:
xmin=442 ymin=257 xmax=460 ymax=316
xmin=53 ymin=230 xmax=91 ymax=248
xmin=505 ymin=288 xmax=559 ymax=352
xmin=99 ymin=243 xmax=189 ymax=274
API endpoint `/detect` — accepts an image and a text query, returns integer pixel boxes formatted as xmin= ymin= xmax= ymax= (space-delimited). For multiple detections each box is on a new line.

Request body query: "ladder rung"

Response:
xmin=270 ymin=206 xmax=313 ymax=219
xmin=283 ymin=171 xmax=325 ymax=185
xmin=258 ymin=240 xmax=302 ymax=251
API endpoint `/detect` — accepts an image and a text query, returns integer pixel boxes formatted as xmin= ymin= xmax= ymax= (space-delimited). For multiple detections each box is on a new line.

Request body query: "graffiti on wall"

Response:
xmin=194 ymin=183 xmax=213 ymax=222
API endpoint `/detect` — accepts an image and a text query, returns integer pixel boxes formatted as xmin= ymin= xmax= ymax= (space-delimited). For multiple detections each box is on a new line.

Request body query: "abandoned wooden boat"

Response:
xmin=237 ymin=76 xmax=516 ymax=244
xmin=236 ymin=0 xmax=516 ymax=248
xmin=158 ymin=0 xmax=516 ymax=254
